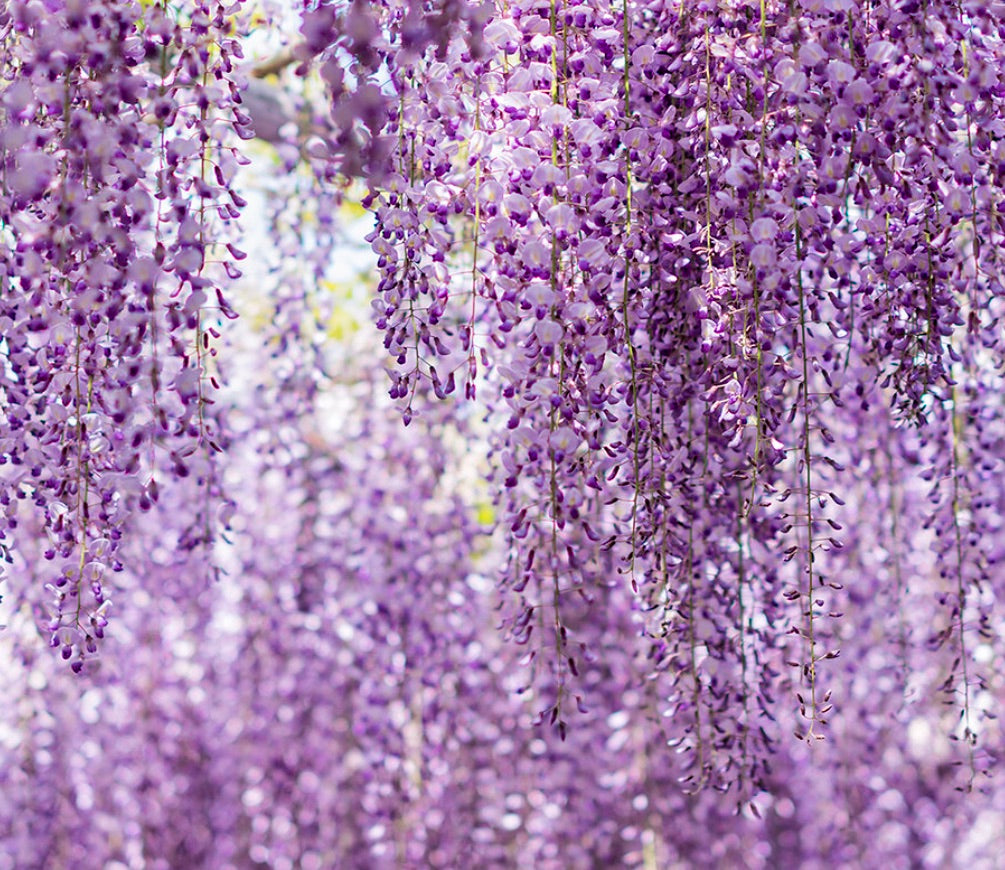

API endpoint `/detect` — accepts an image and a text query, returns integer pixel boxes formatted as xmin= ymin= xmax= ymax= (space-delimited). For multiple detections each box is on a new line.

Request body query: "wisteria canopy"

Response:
xmin=1 ymin=0 xmax=1005 ymax=866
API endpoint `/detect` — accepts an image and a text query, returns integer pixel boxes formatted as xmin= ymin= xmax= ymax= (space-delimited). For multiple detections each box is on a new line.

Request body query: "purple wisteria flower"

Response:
xmin=1 ymin=0 xmax=1005 ymax=867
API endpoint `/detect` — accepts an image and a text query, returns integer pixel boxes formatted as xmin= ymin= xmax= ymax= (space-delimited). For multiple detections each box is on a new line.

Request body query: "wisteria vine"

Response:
xmin=1 ymin=0 xmax=1005 ymax=866
xmin=356 ymin=0 xmax=1005 ymax=792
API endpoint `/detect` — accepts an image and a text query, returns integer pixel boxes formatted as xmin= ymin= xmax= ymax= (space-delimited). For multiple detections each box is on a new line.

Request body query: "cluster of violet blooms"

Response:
xmin=0 ymin=0 xmax=248 ymax=669
xmin=2 ymin=0 xmax=1005 ymax=867
xmin=358 ymin=0 xmax=1005 ymax=786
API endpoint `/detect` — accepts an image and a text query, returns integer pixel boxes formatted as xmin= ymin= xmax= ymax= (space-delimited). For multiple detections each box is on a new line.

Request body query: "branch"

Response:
xmin=250 ymin=47 xmax=299 ymax=79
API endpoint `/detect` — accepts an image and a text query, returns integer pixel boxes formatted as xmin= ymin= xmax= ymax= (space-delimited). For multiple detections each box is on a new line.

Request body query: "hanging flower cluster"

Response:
xmin=2 ymin=1 xmax=1005 ymax=865
xmin=0 ymin=0 xmax=248 ymax=669
xmin=351 ymin=0 xmax=1005 ymax=793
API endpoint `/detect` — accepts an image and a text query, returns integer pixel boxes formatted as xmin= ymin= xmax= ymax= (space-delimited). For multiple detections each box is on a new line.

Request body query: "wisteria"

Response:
xmin=2 ymin=0 xmax=1005 ymax=866
xmin=0 ymin=0 xmax=249 ymax=670
xmin=361 ymin=0 xmax=1005 ymax=791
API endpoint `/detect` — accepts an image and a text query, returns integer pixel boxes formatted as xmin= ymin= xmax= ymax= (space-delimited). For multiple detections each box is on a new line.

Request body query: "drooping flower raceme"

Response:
xmin=0 ymin=0 xmax=249 ymax=668
xmin=345 ymin=0 xmax=1005 ymax=794
xmin=0 ymin=1 xmax=1004 ymax=866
